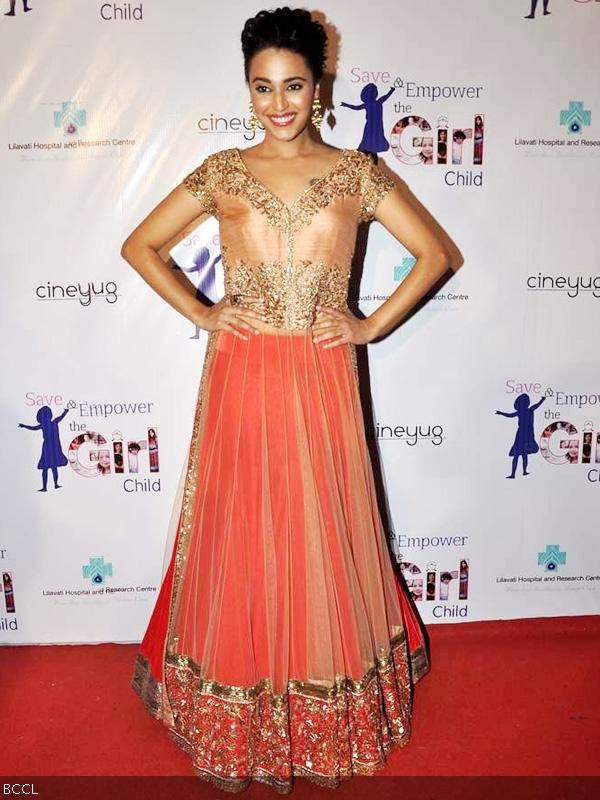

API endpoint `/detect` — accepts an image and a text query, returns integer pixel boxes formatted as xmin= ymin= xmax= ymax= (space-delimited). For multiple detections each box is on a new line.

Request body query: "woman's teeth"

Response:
xmin=270 ymin=114 xmax=295 ymax=126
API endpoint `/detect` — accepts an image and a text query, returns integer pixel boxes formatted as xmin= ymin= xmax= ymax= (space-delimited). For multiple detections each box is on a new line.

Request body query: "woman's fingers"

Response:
xmin=314 ymin=331 xmax=343 ymax=343
xmin=312 ymin=320 xmax=345 ymax=342
xmin=222 ymin=321 xmax=249 ymax=340
xmin=322 ymin=335 xmax=347 ymax=349
xmin=236 ymin=296 xmax=267 ymax=327
xmin=312 ymin=320 xmax=339 ymax=334
xmin=218 ymin=297 xmax=268 ymax=337
xmin=234 ymin=306 xmax=267 ymax=333
xmin=229 ymin=315 xmax=263 ymax=336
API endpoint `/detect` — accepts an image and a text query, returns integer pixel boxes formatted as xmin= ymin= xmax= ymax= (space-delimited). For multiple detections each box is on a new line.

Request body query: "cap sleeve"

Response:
xmin=359 ymin=152 xmax=396 ymax=223
xmin=181 ymin=154 xmax=217 ymax=216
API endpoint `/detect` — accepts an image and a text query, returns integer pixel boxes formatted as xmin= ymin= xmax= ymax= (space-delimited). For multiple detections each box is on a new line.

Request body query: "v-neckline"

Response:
xmin=234 ymin=146 xmax=349 ymax=212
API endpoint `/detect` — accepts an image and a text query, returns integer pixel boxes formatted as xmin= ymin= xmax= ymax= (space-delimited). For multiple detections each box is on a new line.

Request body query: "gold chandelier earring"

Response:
xmin=311 ymin=97 xmax=323 ymax=127
xmin=248 ymin=100 xmax=259 ymax=130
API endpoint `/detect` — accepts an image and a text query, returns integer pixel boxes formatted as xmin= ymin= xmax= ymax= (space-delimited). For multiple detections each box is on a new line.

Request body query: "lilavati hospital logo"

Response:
xmin=514 ymin=99 xmax=597 ymax=155
xmin=559 ymin=100 xmax=591 ymax=135
xmin=54 ymin=101 xmax=86 ymax=136
xmin=394 ymin=257 xmax=416 ymax=283
xmin=82 ymin=556 xmax=113 ymax=585
xmin=537 ymin=544 xmax=566 ymax=572
xmin=494 ymin=542 xmax=595 ymax=593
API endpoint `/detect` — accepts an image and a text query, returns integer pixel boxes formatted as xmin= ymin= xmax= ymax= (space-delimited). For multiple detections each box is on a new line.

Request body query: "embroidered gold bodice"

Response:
xmin=181 ymin=146 xmax=395 ymax=331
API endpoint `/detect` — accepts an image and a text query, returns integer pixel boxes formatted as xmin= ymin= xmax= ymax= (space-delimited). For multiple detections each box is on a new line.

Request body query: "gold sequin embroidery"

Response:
xmin=231 ymin=147 xmax=355 ymax=233
xmin=157 ymin=328 xmax=220 ymax=726
xmin=358 ymin=152 xmax=396 ymax=223
xmin=180 ymin=148 xmax=396 ymax=332
xmin=154 ymin=146 xmax=408 ymax=750
xmin=132 ymin=635 xmax=430 ymax=794
xmin=181 ymin=155 xmax=219 ymax=218
xmin=132 ymin=626 xmax=431 ymax=794
xmin=222 ymin=247 xmax=351 ymax=330
xmin=181 ymin=147 xmax=395 ymax=226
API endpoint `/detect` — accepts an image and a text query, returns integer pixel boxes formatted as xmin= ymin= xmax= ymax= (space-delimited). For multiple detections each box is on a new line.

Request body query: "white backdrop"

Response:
xmin=2 ymin=0 xmax=599 ymax=645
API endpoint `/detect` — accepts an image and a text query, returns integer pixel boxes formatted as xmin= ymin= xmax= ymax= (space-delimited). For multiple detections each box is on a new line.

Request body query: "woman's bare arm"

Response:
xmin=120 ymin=184 xmax=214 ymax=327
xmin=364 ymin=184 xmax=452 ymax=340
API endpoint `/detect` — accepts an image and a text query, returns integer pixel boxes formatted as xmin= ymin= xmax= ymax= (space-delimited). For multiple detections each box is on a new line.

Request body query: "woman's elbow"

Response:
xmin=120 ymin=237 xmax=135 ymax=261
xmin=429 ymin=246 xmax=451 ymax=271
xmin=120 ymin=236 xmax=148 ymax=264
xmin=120 ymin=236 xmax=130 ymax=260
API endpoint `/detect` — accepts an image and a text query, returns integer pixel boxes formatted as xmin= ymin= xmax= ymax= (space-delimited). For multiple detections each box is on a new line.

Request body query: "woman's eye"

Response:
xmin=256 ymin=84 xmax=303 ymax=92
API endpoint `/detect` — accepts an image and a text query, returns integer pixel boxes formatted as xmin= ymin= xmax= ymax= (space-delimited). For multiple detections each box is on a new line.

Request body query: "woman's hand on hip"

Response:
xmin=311 ymin=306 xmax=378 ymax=347
xmin=196 ymin=295 xmax=267 ymax=340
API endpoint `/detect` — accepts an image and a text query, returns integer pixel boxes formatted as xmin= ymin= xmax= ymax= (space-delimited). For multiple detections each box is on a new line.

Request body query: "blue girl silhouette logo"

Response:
xmin=525 ymin=0 xmax=550 ymax=20
xmin=4 ymin=0 xmax=33 ymax=17
xmin=18 ymin=401 xmax=75 ymax=491
xmin=182 ymin=246 xmax=221 ymax=339
xmin=340 ymin=82 xmax=396 ymax=154
xmin=495 ymin=393 xmax=548 ymax=478
xmin=169 ymin=230 xmax=222 ymax=340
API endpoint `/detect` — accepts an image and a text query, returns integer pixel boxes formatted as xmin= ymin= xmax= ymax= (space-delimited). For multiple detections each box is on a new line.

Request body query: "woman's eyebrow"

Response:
xmin=251 ymin=76 xmax=307 ymax=83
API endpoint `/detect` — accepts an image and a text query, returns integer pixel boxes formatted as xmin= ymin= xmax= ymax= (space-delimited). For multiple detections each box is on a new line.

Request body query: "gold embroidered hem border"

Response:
xmin=131 ymin=630 xmax=430 ymax=794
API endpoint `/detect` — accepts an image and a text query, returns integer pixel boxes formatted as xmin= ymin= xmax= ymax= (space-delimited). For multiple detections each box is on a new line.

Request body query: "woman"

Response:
xmin=148 ymin=428 xmax=159 ymax=472
xmin=474 ymin=115 xmax=484 ymax=165
xmin=121 ymin=6 xmax=450 ymax=794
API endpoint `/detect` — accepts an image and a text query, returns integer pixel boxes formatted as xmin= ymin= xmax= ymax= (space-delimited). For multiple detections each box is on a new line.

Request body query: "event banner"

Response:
xmin=2 ymin=0 xmax=599 ymax=645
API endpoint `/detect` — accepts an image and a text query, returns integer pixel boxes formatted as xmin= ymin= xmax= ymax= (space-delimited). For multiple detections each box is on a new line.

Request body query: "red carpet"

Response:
xmin=1 ymin=615 xmax=599 ymax=798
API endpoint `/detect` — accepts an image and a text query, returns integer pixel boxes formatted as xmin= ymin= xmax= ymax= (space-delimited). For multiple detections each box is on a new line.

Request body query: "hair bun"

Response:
xmin=241 ymin=6 xmax=327 ymax=84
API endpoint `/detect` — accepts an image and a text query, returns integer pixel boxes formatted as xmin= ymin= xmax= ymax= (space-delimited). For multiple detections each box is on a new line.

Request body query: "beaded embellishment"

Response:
xmin=133 ymin=147 xmax=429 ymax=786
xmin=132 ymin=626 xmax=430 ymax=794
xmin=181 ymin=147 xmax=396 ymax=228
xmin=358 ymin=152 xmax=396 ymax=223
xmin=181 ymin=148 xmax=395 ymax=331
xmin=222 ymin=246 xmax=351 ymax=330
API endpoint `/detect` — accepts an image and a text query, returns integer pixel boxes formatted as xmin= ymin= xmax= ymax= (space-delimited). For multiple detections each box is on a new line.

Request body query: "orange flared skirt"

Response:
xmin=132 ymin=327 xmax=430 ymax=793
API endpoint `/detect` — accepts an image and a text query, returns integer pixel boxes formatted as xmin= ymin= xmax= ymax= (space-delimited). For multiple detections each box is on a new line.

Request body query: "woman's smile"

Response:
xmin=268 ymin=112 xmax=297 ymax=126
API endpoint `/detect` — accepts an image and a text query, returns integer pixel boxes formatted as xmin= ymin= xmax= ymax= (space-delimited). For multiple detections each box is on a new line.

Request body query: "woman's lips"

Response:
xmin=269 ymin=113 xmax=296 ymax=127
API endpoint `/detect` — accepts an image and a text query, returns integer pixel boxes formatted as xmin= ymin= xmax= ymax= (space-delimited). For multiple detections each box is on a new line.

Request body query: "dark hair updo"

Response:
xmin=241 ymin=6 xmax=327 ymax=85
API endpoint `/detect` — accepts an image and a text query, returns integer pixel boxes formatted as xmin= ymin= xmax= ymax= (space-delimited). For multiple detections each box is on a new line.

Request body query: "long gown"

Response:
xmin=131 ymin=145 xmax=431 ymax=793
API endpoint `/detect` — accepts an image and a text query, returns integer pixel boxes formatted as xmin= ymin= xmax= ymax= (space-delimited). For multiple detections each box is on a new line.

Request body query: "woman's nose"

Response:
xmin=272 ymin=93 xmax=288 ymax=111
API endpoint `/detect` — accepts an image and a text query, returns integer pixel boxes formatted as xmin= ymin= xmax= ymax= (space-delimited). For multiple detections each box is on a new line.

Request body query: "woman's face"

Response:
xmin=248 ymin=46 xmax=317 ymax=141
